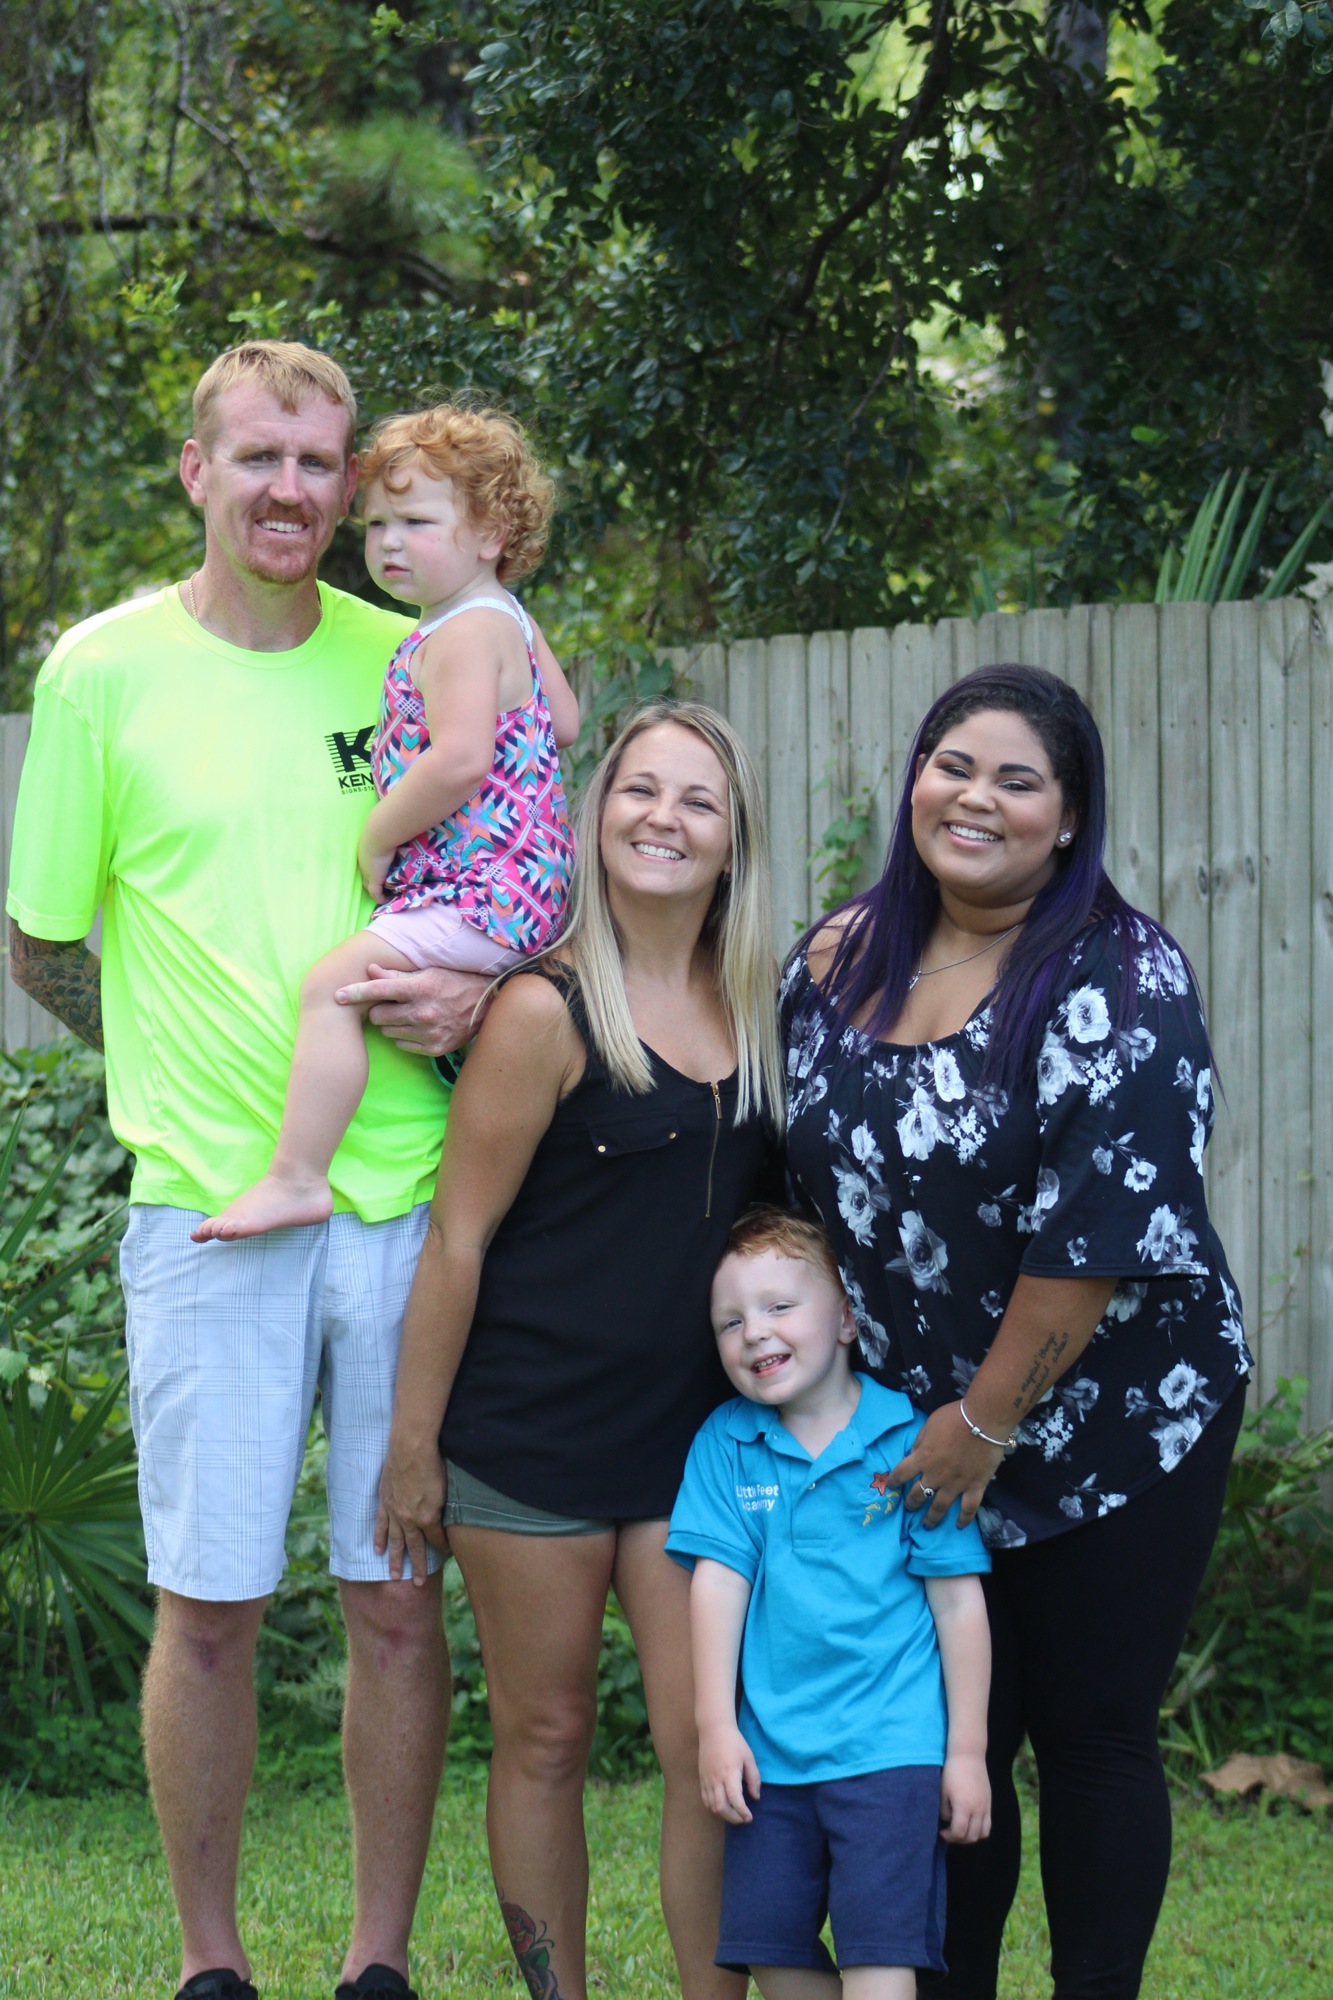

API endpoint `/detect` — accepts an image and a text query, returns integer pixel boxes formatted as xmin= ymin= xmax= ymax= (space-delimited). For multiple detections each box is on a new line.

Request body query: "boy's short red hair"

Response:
xmin=718 ymin=1205 xmax=844 ymax=1292
xmin=358 ymin=403 xmax=554 ymax=583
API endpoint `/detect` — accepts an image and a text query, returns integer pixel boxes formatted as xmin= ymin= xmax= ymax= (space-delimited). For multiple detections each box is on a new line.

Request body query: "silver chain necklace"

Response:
xmin=908 ymin=921 xmax=1022 ymax=991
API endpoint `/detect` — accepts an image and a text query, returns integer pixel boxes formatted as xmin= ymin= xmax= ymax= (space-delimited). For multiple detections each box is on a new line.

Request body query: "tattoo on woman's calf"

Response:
xmin=497 ymin=1888 xmax=564 ymax=2000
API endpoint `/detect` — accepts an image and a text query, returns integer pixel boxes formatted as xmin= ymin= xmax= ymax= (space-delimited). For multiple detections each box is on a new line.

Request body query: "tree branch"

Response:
xmin=33 ymin=212 xmax=463 ymax=300
xmin=784 ymin=0 xmax=955 ymax=321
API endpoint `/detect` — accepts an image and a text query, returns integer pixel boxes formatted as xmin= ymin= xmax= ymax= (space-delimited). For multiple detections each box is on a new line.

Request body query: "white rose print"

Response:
xmin=932 ymin=1047 xmax=966 ymax=1102
xmin=1065 ymin=985 xmax=1112 ymax=1044
xmin=894 ymin=1210 xmax=951 ymax=1293
xmin=897 ymin=1087 xmax=944 ymax=1161
xmin=1037 ymin=1035 xmax=1081 ymax=1104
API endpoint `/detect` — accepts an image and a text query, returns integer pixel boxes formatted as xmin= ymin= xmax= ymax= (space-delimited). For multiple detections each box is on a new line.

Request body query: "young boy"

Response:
xmin=666 ymin=1207 xmax=992 ymax=2000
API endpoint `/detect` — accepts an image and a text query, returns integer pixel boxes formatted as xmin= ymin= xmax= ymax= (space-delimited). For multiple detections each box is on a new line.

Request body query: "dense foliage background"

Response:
xmin=3 ymin=0 xmax=1332 ymax=704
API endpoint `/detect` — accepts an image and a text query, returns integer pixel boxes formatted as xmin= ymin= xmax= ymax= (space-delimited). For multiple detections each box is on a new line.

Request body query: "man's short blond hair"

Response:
xmin=192 ymin=341 xmax=358 ymax=455
xmin=359 ymin=404 xmax=554 ymax=583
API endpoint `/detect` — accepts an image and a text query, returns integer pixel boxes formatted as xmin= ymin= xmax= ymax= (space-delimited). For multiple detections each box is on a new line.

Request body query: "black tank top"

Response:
xmin=440 ymin=965 xmax=778 ymax=1518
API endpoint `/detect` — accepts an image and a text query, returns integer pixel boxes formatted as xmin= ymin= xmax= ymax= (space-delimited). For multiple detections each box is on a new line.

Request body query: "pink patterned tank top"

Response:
xmin=371 ymin=593 xmax=575 ymax=953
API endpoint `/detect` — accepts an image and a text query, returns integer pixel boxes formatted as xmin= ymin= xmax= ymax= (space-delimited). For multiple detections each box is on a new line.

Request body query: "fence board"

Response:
xmin=974 ymin=610 xmax=1023 ymax=673
xmin=765 ymin=636 xmax=810 ymax=947
xmin=1037 ymin=607 xmax=1071 ymax=688
xmin=1207 ymin=601 xmax=1263 ymax=1361
xmin=1088 ymin=600 xmax=1112 ymax=744
xmin=1308 ymin=606 xmax=1333 ymax=1433
xmin=1256 ymin=600 xmax=1314 ymax=1395
xmin=806 ymin=630 xmax=849 ymax=920
xmin=891 ymin=623 xmax=937 ymax=795
xmin=946 ymin=611 xmax=980 ymax=689
xmin=1158 ymin=604 xmax=1212 ymax=1002
xmin=726 ymin=639 xmax=768 ymax=765
xmin=849 ymin=629 xmax=896 ymax=894
xmin=686 ymin=640 xmax=728 ymax=715
xmin=1110 ymin=604 xmax=1162 ymax=921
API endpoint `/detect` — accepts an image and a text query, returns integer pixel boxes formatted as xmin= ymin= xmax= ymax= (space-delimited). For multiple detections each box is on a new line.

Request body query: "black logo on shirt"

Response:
xmin=326 ymin=726 xmax=376 ymax=794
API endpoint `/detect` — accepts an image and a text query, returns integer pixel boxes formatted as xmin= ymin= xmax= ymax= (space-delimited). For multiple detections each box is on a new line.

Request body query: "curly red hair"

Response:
xmin=359 ymin=404 xmax=554 ymax=583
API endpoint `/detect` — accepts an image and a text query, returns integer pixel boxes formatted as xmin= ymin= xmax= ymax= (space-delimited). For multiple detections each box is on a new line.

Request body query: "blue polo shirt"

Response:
xmin=666 ymin=1375 xmax=990 ymax=1784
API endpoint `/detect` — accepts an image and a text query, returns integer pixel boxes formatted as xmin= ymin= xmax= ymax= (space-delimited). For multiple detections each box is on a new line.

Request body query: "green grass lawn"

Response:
xmin=1 ymin=1772 xmax=1329 ymax=1998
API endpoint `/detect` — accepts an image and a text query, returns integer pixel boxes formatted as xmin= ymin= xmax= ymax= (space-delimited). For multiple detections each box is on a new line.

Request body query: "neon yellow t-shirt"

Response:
xmin=6 ymin=583 xmax=448 ymax=1219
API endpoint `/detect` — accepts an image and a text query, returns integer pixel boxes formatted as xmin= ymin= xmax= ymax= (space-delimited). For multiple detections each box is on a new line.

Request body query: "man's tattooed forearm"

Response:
xmin=497 ymin=1888 xmax=565 ymax=2000
xmin=1012 ymin=1330 xmax=1071 ymax=1415
xmin=7 ymin=922 xmax=104 ymax=1051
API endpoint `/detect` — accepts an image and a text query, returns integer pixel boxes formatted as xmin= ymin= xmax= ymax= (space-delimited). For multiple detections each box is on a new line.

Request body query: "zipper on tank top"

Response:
xmin=705 ymin=1080 xmax=722 ymax=1217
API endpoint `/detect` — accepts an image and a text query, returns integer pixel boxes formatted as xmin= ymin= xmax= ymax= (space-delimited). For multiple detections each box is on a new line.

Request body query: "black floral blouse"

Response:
xmin=781 ymin=920 xmax=1252 ymax=1548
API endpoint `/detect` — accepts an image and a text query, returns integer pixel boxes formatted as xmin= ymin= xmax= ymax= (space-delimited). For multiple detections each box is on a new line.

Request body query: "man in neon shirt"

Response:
xmin=6 ymin=342 xmax=483 ymax=2000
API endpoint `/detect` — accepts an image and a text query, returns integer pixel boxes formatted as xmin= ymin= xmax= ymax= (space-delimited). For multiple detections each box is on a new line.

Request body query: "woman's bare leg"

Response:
xmin=450 ymin=1525 xmax=617 ymax=2000
xmin=192 ymin=931 xmax=415 ymax=1240
xmin=613 ymin=1520 xmax=748 ymax=2000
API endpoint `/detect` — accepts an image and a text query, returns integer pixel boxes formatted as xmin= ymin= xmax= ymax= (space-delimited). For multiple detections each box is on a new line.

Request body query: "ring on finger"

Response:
xmin=916 ymin=1479 xmax=936 ymax=1501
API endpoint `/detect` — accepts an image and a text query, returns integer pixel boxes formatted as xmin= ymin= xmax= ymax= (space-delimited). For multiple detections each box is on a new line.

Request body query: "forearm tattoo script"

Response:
xmin=7 ymin=922 xmax=104 ymax=1051
xmin=1012 ymin=1329 xmax=1071 ymax=1418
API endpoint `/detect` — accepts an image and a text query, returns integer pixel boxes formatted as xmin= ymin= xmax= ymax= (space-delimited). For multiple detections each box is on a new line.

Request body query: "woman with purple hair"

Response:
xmin=781 ymin=665 xmax=1250 ymax=2000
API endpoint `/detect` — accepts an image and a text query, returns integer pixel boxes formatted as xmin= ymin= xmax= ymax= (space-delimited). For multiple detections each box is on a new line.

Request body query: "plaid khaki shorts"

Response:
xmin=121 ymin=1201 xmax=433 ymax=1600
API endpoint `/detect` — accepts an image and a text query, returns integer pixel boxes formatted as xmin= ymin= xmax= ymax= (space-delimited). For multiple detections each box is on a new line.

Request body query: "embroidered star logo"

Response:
xmin=871 ymin=1471 xmax=896 ymax=1495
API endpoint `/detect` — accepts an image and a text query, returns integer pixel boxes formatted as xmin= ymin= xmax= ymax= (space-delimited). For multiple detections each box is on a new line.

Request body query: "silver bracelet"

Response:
xmin=959 ymin=1398 xmax=1015 ymax=1455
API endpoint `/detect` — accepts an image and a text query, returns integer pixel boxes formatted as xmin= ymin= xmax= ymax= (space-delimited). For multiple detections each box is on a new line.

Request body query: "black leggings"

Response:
xmin=921 ymin=1379 xmax=1245 ymax=2000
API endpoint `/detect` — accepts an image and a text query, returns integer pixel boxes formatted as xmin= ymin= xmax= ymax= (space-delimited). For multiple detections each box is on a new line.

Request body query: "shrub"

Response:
xmin=0 ymin=1045 xmax=148 ymax=1791
xmin=1164 ymin=1377 xmax=1333 ymax=1772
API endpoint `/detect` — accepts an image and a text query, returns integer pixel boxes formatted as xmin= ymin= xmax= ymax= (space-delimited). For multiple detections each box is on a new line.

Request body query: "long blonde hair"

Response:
xmin=554 ymin=701 xmax=784 ymax=1127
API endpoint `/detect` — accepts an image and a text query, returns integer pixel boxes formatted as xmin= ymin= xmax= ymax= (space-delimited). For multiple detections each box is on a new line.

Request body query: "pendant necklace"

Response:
xmin=908 ymin=921 xmax=1022 ymax=992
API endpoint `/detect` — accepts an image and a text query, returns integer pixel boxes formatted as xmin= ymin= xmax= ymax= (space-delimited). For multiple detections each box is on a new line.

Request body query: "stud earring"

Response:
xmin=1058 ymin=831 xmax=1073 ymax=845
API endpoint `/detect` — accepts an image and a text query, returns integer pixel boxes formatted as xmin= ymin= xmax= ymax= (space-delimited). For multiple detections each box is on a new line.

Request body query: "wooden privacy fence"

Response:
xmin=2 ymin=598 xmax=1329 ymax=1423
xmin=670 ymin=598 xmax=1333 ymax=1429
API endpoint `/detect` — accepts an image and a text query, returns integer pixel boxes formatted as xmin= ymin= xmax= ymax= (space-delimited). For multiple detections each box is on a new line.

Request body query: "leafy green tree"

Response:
xmin=4 ymin=0 xmax=1331 ymax=687
xmin=410 ymin=0 xmax=1076 ymax=632
xmin=346 ymin=0 xmax=1333 ymax=626
xmin=1028 ymin=1 xmax=1333 ymax=599
xmin=0 ymin=0 xmax=488 ymax=699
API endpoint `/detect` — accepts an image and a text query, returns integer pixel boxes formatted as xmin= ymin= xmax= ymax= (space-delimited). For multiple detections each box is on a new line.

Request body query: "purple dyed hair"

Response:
xmin=808 ymin=663 xmax=1193 ymax=1094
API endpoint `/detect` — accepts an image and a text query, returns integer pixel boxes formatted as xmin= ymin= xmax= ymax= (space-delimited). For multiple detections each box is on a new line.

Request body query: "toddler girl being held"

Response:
xmin=194 ymin=404 xmax=578 ymax=1242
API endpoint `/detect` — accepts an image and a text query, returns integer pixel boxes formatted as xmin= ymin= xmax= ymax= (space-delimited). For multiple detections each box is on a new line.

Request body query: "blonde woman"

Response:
xmin=376 ymin=701 xmax=783 ymax=2000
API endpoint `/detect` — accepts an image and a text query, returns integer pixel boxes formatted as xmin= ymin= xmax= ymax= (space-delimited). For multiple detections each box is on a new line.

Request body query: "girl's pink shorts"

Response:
xmin=366 ymin=901 xmax=526 ymax=975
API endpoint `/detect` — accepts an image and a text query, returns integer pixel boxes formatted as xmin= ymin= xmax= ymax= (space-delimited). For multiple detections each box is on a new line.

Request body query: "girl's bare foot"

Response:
xmin=191 ymin=1172 xmax=334 ymax=1241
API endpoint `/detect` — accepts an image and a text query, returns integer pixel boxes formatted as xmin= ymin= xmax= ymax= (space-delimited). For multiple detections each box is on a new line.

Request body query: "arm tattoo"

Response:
xmin=1012 ymin=1329 xmax=1071 ymax=1417
xmin=7 ymin=920 xmax=104 ymax=1051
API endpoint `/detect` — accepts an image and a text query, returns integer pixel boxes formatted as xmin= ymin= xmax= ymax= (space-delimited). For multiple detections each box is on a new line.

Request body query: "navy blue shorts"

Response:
xmin=717 ymin=1765 xmax=947 ymax=1974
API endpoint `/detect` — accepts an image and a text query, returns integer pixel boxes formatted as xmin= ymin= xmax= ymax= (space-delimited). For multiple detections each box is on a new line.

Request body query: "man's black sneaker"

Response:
xmin=175 ymin=1973 xmax=258 ymax=2000
xmin=335 ymin=1966 xmax=418 ymax=2000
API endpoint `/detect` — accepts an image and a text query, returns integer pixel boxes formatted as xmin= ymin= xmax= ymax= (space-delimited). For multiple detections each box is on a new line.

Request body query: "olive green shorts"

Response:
xmin=443 ymin=1459 xmax=613 ymax=1537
